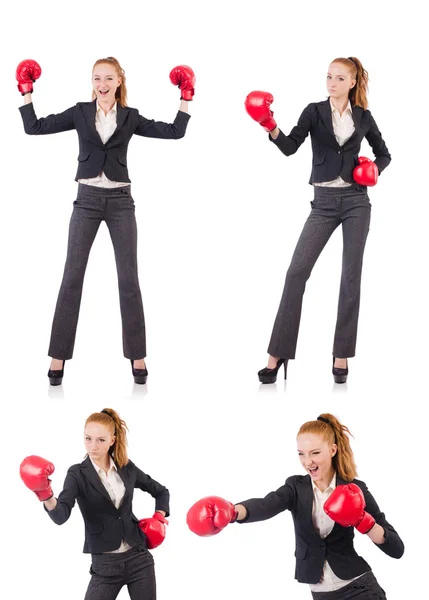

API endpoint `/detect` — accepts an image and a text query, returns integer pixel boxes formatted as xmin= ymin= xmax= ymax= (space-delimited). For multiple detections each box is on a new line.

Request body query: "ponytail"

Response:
xmin=85 ymin=408 xmax=129 ymax=468
xmin=331 ymin=56 xmax=369 ymax=109
xmin=297 ymin=413 xmax=357 ymax=481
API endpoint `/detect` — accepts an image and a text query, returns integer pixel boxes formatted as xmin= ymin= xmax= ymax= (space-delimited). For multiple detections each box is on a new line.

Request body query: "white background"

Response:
xmin=2 ymin=0 xmax=427 ymax=598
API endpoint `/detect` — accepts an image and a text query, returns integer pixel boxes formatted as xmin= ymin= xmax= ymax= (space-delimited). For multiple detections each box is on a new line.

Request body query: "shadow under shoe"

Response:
xmin=48 ymin=360 xmax=66 ymax=386
xmin=332 ymin=358 xmax=348 ymax=384
xmin=130 ymin=360 xmax=148 ymax=385
xmin=258 ymin=358 xmax=288 ymax=384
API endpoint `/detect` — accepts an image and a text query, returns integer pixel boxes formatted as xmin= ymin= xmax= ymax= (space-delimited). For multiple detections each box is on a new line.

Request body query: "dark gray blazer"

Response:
xmin=270 ymin=99 xmax=391 ymax=184
xmin=44 ymin=456 xmax=170 ymax=554
xmin=237 ymin=474 xmax=404 ymax=584
xmin=19 ymin=100 xmax=191 ymax=182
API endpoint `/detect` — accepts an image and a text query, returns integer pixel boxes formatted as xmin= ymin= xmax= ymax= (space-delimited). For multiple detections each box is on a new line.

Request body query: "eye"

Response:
xmin=85 ymin=437 xmax=91 ymax=441
xmin=298 ymin=452 xmax=303 ymax=456
xmin=327 ymin=75 xmax=331 ymax=79
xmin=339 ymin=78 xmax=344 ymax=81
xmin=99 ymin=439 xmax=105 ymax=443
xmin=312 ymin=452 xmax=320 ymax=455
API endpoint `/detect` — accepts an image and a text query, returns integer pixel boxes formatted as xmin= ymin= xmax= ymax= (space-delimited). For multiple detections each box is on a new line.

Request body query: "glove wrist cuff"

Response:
xmin=356 ymin=512 xmax=376 ymax=534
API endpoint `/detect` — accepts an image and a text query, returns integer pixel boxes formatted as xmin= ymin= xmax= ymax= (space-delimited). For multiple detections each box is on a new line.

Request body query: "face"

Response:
xmin=84 ymin=422 xmax=115 ymax=460
xmin=92 ymin=63 xmax=122 ymax=104
xmin=326 ymin=62 xmax=356 ymax=100
xmin=297 ymin=433 xmax=337 ymax=486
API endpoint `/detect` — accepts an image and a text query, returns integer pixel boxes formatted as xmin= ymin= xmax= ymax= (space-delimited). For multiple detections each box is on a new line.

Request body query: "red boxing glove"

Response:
xmin=353 ymin=156 xmax=378 ymax=186
xmin=16 ymin=59 xmax=42 ymax=96
xmin=245 ymin=91 xmax=277 ymax=132
xmin=186 ymin=496 xmax=238 ymax=536
xmin=138 ymin=512 xmax=168 ymax=549
xmin=323 ymin=483 xmax=376 ymax=534
xmin=19 ymin=455 xmax=55 ymax=501
xmin=169 ymin=65 xmax=195 ymax=101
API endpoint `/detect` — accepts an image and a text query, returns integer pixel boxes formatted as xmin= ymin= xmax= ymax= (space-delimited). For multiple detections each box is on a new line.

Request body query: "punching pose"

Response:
xmin=245 ymin=57 xmax=390 ymax=384
xmin=187 ymin=414 xmax=403 ymax=599
xmin=17 ymin=57 xmax=195 ymax=385
xmin=20 ymin=408 xmax=169 ymax=599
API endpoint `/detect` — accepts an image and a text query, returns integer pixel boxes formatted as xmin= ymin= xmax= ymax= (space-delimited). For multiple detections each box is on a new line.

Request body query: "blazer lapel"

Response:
xmin=115 ymin=103 xmax=128 ymax=131
xmin=298 ymin=475 xmax=317 ymax=531
xmin=81 ymin=456 xmax=114 ymax=504
xmin=343 ymin=105 xmax=363 ymax=146
xmin=317 ymin=99 xmax=337 ymax=144
xmin=83 ymin=100 xmax=102 ymax=143
xmin=116 ymin=462 xmax=132 ymax=505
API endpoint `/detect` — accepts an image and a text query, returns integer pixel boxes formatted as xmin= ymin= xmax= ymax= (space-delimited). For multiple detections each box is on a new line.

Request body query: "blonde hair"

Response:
xmin=297 ymin=413 xmax=357 ymax=481
xmin=92 ymin=56 xmax=128 ymax=107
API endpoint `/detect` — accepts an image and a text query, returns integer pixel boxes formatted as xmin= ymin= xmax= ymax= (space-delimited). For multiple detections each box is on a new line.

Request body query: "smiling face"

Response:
xmin=84 ymin=422 xmax=115 ymax=461
xmin=326 ymin=62 xmax=356 ymax=101
xmin=92 ymin=63 xmax=122 ymax=105
xmin=297 ymin=433 xmax=337 ymax=489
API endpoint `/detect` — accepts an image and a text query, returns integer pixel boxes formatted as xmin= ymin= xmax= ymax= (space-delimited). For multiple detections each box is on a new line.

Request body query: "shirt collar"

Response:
xmin=329 ymin=99 xmax=352 ymax=115
xmin=90 ymin=455 xmax=116 ymax=474
xmin=312 ymin=472 xmax=336 ymax=493
xmin=96 ymin=101 xmax=117 ymax=115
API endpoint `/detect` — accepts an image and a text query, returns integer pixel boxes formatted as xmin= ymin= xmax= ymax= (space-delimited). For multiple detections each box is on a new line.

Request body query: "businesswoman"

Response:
xmin=16 ymin=57 xmax=194 ymax=385
xmin=20 ymin=408 xmax=169 ymax=600
xmin=187 ymin=413 xmax=403 ymax=599
xmin=245 ymin=57 xmax=391 ymax=384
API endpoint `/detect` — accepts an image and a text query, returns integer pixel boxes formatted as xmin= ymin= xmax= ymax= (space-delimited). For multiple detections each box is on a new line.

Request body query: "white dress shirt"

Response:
xmin=309 ymin=474 xmax=366 ymax=592
xmin=78 ymin=102 xmax=129 ymax=189
xmin=90 ymin=456 xmax=132 ymax=553
xmin=313 ymin=99 xmax=355 ymax=188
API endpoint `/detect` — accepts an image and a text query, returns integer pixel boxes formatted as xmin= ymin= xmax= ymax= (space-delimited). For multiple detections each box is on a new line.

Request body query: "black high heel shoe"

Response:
xmin=130 ymin=360 xmax=148 ymax=385
xmin=48 ymin=360 xmax=66 ymax=386
xmin=332 ymin=358 xmax=348 ymax=384
xmin=258 ymin=358 xmax=288 ymax=384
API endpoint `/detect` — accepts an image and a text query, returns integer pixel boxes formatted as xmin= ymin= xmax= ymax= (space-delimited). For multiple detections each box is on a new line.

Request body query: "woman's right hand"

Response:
xmin=16 ymin=59 xmax=42 ymax=96
xmin=19 ymin=455 xmax=55 ymax=501
xmin=186 ymin=495 xmax=238 ymax=536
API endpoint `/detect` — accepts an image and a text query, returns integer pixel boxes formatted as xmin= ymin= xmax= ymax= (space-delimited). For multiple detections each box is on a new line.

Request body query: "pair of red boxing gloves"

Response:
xmin=19 ymin=455 xmax=168 ymax=549
xmin=15 ymin=59 xmax=196 ymax=101
xmin=186 ymin=485 xmax=375 ymax=536
xmin=245 ymin=91 xmax=378 ymax=187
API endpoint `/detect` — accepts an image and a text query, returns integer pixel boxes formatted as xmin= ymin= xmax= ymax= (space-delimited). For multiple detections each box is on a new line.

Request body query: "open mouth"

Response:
xmin=99 ymin=90 xmax=109 ymax=96
xmin=308 ymin=466 xmax=319 ymax=476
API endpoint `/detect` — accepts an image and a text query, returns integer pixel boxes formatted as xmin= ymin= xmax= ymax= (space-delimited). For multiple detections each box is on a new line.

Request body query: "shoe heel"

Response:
xmin=284 ymin=360 xmax=288 ymax=380
xmin=332 ymin=357 xmax=348 ymax=384
xmin=258 ymin=358 xmax=286 ymax=384
xmin=48 ymin=360 xmax=65 ymax=386
xmin=130 ymin=360 xmax=148 ymax=385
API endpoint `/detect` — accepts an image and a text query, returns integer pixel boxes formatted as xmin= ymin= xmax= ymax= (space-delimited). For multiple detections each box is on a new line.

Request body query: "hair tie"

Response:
xmin=317 ymin=416 xmax=330 ymax=425
xmin=101 ymin=409 xmax=111 ymax=416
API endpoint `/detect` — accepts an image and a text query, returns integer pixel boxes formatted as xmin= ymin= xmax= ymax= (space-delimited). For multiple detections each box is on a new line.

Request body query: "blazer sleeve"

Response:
xmin=132 ymin=462 xmax=170 ymax=517
xmin=134 ymin=109 xmax=191 ymax=139
xmin=356 ymin=479 xmax=404 ymax=559
xmin=43 ymin=468 xmax=80 ymax=525
xmin=236 ymin=477 xmax=296 ymax=523
xmin=269 ymin=104 xmax=313 ymax=156
xmin=18 ymin=102 xmax=75 ymax=135
xmin=364 ymin=111 xmax=391 ymax=175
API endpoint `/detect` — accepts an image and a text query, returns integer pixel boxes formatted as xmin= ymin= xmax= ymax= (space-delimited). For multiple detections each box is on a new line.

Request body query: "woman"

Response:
xmin=20 ymin=408 xmax=169 ymax=600
xmin=16 ymin=57 xmax=194 ymax=385
xmin=245 ymin=57 xmax=390 ymax=384
xmin=187 ymin=413 xmax=404 ymax=599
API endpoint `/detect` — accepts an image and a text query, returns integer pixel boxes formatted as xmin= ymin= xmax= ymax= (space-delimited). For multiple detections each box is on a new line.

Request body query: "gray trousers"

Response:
xmin=49 ymin=184 xmax=146 ymax=360
xmin=268 ymin=185 xmax=371 ymax=359
xmin=85 ymin=545 xmax=155 ymax=600
xmin=311 ymin=571 xmax=386 ymax=599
